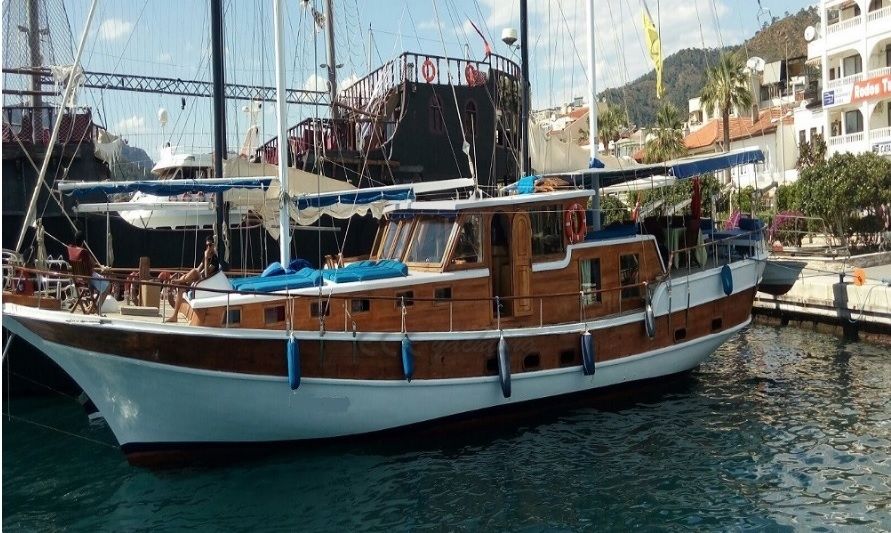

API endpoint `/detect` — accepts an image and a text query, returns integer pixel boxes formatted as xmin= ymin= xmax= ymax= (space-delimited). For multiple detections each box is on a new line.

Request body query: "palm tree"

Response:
xmin=644 ymin=102 xmax=687 ymax=163
xmin=699 ymin=52 xmax=753 ymax=182
xmin=597 ymin=105 xmax=627 ymax=157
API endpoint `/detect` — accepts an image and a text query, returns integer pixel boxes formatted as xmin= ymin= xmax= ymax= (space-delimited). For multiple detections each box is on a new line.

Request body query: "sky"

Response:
xmin=3 ymin=0 xmax=815 ymax=161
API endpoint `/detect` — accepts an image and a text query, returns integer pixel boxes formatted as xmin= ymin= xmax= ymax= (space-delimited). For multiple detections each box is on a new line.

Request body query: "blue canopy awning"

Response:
xmin=58 ymin=177 xmax=274 ymax=198
xmin=562 ymin=147 xmax=765 ymax=188
xmin=294 ymin=187 xmax=414 ymax=210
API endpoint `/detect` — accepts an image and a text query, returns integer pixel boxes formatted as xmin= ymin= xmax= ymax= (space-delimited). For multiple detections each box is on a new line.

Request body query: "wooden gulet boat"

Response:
xmin=3 ymin=184 xmax=768 ymax=462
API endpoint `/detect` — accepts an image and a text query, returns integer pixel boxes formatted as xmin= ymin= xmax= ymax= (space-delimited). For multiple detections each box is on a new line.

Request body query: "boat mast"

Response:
xmin=324 ymin=0 xmax=339 ymax=121
xmin=586 ymin=0 xmax=601 ymax=231
xmin=519 ymin=0 xmax=531 ymax=177
xmin=273 ymin=0 xmax=291 ymax=266
xmin=26 ymin=0 xmax=43 ymax=143
xmin=210 ymin=0 xmax=228 ymax=266
xmin=15 ymin=0 xmax=98 ymax=254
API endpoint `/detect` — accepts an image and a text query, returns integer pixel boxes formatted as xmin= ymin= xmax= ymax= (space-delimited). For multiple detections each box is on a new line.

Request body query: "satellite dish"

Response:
xmin=157 ymin=107 xmax=169 ymax=127
xmin=804 ymin=25 xmax=817 ymax=42
xmin=745 ymin=56 xmax=766 ymax=73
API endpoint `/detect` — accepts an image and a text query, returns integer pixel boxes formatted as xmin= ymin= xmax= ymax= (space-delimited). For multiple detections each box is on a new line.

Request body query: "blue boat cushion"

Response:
xmin=287 ymin=258 xmax=313 ymax=273
xmin=232 ymin=267 xmax=322 ymax=292
xmin=321 ymin=259 xmax=408 ymax=283
xmin=261 ymin=262 xmax=286 ymax=277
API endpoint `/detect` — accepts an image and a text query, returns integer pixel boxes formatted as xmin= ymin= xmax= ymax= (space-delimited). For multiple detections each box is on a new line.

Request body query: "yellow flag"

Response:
xmin=642 ymin=7 xmax=663 ymax=99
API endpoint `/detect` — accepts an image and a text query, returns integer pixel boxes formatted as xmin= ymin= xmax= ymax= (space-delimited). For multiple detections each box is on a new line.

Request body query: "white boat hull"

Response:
xmin=4 ymin=313 xmax=745 ymax=449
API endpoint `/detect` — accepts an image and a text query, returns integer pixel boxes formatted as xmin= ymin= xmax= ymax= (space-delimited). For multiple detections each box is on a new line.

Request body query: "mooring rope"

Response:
xmin=5 ymin=413 xmax=118 ymax=449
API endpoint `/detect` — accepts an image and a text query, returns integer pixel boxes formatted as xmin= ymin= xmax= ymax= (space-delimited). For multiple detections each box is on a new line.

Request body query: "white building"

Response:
xmin=796 ymin=0 xmax=891 ymax=156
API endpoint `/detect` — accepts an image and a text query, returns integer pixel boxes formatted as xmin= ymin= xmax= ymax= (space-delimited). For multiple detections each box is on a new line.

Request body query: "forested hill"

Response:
xmin=598 ymin=7 xmax=819 ymax=128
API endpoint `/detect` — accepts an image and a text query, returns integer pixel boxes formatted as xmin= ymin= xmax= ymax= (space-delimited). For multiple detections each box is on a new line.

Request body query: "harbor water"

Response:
xmin=2 ymin=324 xmax=889 ymax=531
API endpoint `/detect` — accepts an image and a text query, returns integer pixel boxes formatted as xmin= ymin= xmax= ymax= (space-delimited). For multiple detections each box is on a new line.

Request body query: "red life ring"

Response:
xmin=421 ymin=59 xmax=437 ymax=83
xmin=465 ymin=64 xmax=485 ymax=86
xmin=564 ymin=202 xmax=588 ymax=244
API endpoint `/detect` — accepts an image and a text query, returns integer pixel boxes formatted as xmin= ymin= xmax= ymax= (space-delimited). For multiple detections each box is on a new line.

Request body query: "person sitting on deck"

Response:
xmin=66 ymin=230 xmax=112 ymax=314
xmin=165 ymin=235 xmax=220 ymax=323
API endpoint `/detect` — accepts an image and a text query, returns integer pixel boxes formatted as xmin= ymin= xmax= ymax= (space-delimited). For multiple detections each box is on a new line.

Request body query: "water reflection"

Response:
xmin=3 ymin=325 xmax=889 ymax=531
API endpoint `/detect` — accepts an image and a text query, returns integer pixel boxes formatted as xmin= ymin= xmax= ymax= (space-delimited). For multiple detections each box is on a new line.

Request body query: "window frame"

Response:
xmin=403 ymin=215 xmax=458 ymax=268
xmin=529 ymin=204 xmax=566 ymax=259
xmin=619 ymin=253 xmax=642 ymax=301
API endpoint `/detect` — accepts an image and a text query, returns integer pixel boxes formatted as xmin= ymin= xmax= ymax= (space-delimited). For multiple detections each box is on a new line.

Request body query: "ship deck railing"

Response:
xmin=4 ymin=227 xmax=765 ymax=333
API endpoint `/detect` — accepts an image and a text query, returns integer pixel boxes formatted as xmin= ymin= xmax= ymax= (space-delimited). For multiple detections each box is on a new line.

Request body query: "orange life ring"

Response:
xmin=422 ymin=59 xmax=436 ymax=83
xmin=564 ymin=202 xmax=587 ymax=244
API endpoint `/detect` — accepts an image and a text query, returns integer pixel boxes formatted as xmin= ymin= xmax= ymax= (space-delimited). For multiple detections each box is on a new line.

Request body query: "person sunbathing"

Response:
xmin=165 ymin=236 xmax=220 ymax=323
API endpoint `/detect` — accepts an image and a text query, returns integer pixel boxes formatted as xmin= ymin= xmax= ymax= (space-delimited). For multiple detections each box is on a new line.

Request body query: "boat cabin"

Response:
xmin=186 ymin=189 xmax=667 ymax=333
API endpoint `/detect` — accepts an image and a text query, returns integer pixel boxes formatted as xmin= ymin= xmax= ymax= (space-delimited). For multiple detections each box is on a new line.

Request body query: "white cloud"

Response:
xmin=470 ymin=0 xmax=745 ymax=109
xmin=157 ymin=52 xmax=172 ymax=63
xmin=302 ymin=74 xmax=328 ymax=92
xmin=98 ymin=18 xmax=134 ymax=41
xmin=115 ymin=115 xmax=146 ymax=133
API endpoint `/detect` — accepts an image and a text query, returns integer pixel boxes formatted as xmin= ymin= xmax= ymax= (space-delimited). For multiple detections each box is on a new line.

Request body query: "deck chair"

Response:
xmin=68 ymin=254 xmax=100 ymax=314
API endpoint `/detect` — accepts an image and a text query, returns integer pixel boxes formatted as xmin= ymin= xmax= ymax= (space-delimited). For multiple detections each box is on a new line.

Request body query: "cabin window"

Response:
xmin=523 ymin=353 xmax=541 ymax=370
xmin=559 ymin=349 xmax=576 ymax=366
xmin=351 ymin=299 xmax=371 ymax=313
xmin=674 ymin=328 xmax=687 ymax=342
xmin=370 ymin=219 xmax=388 ymax=259
xmin=620 ymin=253 xmax=642 ymax=300
xmin=530 ymin=205 xmax=565 ymax=256
xmin=464 ymin=100 xmax=478 ymax=138
xmin=711 ymin=317 xmax=723 ymax=331
xmin=264 ymin=305 xmax=286 ymax=324
xmin=429 ymin=95 xmax=444 ymax=134
xmin=434 ymin=286 xmax=452 ymax=303
xmin=225 ymin=308 xmax=241 ymax=326
xmin=580 ymin=258 xmax=602 ymax=305
xmin=451 ymin=215 xmax=482 ymax=264
xmin=379 ymin=219 xmax=414 ymax=260
xmin=310 ymin=301 xmax=330 ymax=317
xmin=405 ymin=216 xmax=454 ymax=264
xmin=395 ymin=290 xmax=414 ymax=307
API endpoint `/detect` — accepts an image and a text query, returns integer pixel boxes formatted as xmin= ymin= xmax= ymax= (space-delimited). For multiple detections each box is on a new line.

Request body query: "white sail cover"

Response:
xmin=529 ymin=114 xmax=591 ymax=173
xmin=94 ymin=129 xmax=124 ymax=165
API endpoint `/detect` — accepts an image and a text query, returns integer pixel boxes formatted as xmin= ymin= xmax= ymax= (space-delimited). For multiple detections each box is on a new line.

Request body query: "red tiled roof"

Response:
xmin=568 ymin=107 xmax=588 ymax=120
xmin=684 ymin=107 xmax=793 ymax=150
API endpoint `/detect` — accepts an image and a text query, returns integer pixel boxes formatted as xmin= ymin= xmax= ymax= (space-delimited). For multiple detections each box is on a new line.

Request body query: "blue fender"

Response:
xmin=497 ymin=336 xmax=511 ymax=398
xmin=286 ymin=336 xmax=301 ymax=390
xmin=644 ymin=302 xmax=656 ymax=339
xmin=721 ymin=264 xmax=733 ymax=295
xmin=580 ymin=331 xmax=595 ymax=375
xmin=401 ymin=335 xmax=414 ymax=382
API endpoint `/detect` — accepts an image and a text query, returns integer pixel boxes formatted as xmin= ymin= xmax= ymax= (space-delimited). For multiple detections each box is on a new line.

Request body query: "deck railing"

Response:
xmin=1 ymin=106 xmax=95 ymax=146
xmin=256 ymin=51 xmax=520 ymax=163
xmin=5 ymin=228 xmax=765 ymax=333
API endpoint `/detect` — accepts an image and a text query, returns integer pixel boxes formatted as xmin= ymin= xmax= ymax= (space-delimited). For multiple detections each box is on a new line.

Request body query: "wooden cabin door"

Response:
xmin=511 ymin=213 xmax=533 ymax=316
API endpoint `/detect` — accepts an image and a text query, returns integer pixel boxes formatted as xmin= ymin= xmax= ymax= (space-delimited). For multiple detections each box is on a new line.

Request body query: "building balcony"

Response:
xmin=826 ymin=72 xmax=865 ymax=90
xmin=826 ymin=14 xmax=862 ymax=35
xmin=868 ymin=65 xmax=891 ymax=78
xmin=828 ymin=131 xmax=864 ymax=146
xmin=871 ymin=126 xmax=891 ymax=141
xmin=867 ymin=5 xmax=891 ymax=23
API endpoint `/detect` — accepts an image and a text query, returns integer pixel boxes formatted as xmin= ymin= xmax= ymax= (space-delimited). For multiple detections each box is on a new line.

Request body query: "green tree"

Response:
xmin=796 ymin=152 xmax=891 ymax=247
xmin=643 ymin=102 xmax=687 ymax=163
xmin=699 ymin=52 xmax=753 ymax=182
xmin=796 ymin=133 xmax=827 ymax=169
xmin=597 ymin=105 xmax=627 ymax=157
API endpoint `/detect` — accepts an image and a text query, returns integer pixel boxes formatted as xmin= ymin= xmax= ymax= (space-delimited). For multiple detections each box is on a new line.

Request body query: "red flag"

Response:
xmin=468 ymin=19 xmax=492 ymax=57
xmin=691 ymin=177 xmax=702 ymax=220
